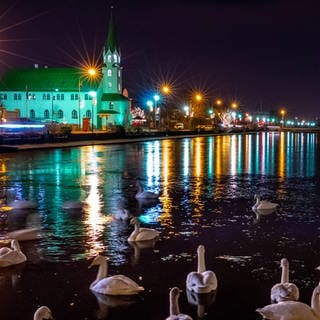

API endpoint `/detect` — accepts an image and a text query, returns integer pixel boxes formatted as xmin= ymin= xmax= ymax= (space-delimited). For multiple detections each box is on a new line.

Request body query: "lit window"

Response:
xmin=107 ymin=55 xmax=112 ymax=62
xmin=58 ymin=110 xmax=63 ymax=119
xmin=118 ymin=70 xmax=120 ymax=77
xmin=109 ymin=102 xmax=114 ymax=109
xmin=113 ymin=54 xmax=117 ymax=62
xmin=72 ymin=110 xmax=78 ymax=119
xmin=108 ymin=82 xmax=112 ymax=88
xmin=108 ymin=69 xmax=112 ymax=77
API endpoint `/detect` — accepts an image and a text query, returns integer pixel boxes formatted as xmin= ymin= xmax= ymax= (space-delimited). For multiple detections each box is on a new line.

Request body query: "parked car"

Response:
xmin=174 ymin=123 xmax=184 ymax=130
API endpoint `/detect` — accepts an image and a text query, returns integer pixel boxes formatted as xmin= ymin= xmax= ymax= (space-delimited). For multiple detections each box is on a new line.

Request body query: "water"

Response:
xmin=0 ymin=131 xmax=320 ymax=319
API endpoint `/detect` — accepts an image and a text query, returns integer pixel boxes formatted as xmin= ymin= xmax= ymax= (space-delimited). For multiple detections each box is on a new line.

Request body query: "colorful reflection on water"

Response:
xmin=0 ymin=131 xmax=320 ymax=319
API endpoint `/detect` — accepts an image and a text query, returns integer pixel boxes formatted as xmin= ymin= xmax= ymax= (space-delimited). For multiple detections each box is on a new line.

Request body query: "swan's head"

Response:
xmin=34 ymin=306 xmax=53 ymax=319
xmin=170 ymin=287 xmax=181 ymax=299
xmin=130 ymin=217 xmax=140 ymax=226
xmin=89 ymin=255 xmax=107 ymax=268
xmin=280 ymin=258 xmax=289 ymax=268
xmin=254 ymin=193 xmax=261 ymax=200
xmin=197 ymin=245 xmax=205 ymax=256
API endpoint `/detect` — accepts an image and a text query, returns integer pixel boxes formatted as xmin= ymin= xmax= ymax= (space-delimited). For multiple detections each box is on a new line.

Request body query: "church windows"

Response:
xmin=108 ymin=69 xmax=112 ymax=77
xmin=109 ymin=102 xmax=114 ymax=109
xmin=30 ymin=109 xmax=35 ymax=118
xmin=108 ymin=82 xmax=112 ymax=88
xmin=71 ymin=110 xmax=78 ymax=119
xmin=86 ymin=110 xmax=91 ymax=118
xmin=43 ymin=94 xmax=46 ymax=100
xmin=113 ymin=54 xmax=117 ymax=63
xmin=107 ymin=55 xmax=112 ymax=63
xmin=75 ymin=93 xmax=79 ymax=100
xmin=2 ymin=94 xmax=7 ymax=100
xmin=118 ymin=84 xmax=121 ymax=92
xmin=44 ymin=109 xmax=49 ymax=119
xmin=14 ymin=93 xmax=17 ymax=100
xmin=57 ymin=110 xmax=63 ymax=119
xmin=57 ymin=94 xmax=60 ymax=100
xmin=47 ymin=94 xmax=50 ymax=100
xmin=118 ymin=70 xmax=120 ymax=77
xmin=18 ymin=94 xmax=22 ymax=100
xmin=60 ymin=94 xmax=64 ymax=100
xmin=84 ymin=93 xmax=89 ymax=100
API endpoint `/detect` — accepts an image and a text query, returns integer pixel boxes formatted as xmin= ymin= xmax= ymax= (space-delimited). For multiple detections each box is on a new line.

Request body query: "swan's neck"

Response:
xmin=254 ymin=197 xmax=260 ymax=208
xmin=311 ymin=284 xmax=320 ymax=314
xmin=12 ymin=241 xmax=21 ymax=252
xmin=129 ymin=222 xmax=140 ymax=241
xmin=198 ymin=250 xmax=206 ymax=274
xmin=170 ymin=291 xmax=180 ymax=315
xmin=96 ymin=259 xmax=108 ymax=281
xmin=281 ymin=264 xmax=289 ymax=283
xmin=137 ymin=182 xmax=143 ymax=194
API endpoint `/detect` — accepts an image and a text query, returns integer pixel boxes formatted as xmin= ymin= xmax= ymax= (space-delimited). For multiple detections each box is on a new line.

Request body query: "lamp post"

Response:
xmin=153 ymin=94 xmax=160 ymax=129
xmin=89 ymin=91 xmax=97 ymax=134
xmin=280 ymin=109 xmax=286 ymax=128
xmin=78 ymin=79 xmax=82 ymax=130
xmin=147 ymin=100 xmax=154 ymax=129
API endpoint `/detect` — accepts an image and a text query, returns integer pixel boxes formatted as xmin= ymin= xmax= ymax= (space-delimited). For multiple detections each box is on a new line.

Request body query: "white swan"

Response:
xmin=186 ymin=245 xmax=218 ymax=294
xmin=0 ymin=239 xmax=26 ymax=267
xmin=128 ymin=217 xmax=160 ymax=242
xmin=166 ymin=287 xmax=193 ymax=320
xmin=89 ymin=254 xmax=144 ymax=295
xmin=252 ymin=194 xmax=278 ymax=211
xmin=257 ymin=281 xmax=320 ymax=320
xmin=8 ymin=199 xmax=37 ymax=209
xmin=271 ymin=258 xmax=299 ymax=303
xmin=135 ymin=180 xmax=160 ymax=200
xmin=33 ymin=306 xmax=53 ymax=320
xmin=6 ymin=227 xmax=42 ymax=241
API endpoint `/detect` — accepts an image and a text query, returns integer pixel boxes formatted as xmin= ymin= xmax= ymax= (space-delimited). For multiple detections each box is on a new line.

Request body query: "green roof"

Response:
xmin=0 ymin=67 xmax=100 ymax=92
xmin=105 ymin=7 xmax=120 ymax=53
xmin=101 ymin=93 xmax=128 ymax=101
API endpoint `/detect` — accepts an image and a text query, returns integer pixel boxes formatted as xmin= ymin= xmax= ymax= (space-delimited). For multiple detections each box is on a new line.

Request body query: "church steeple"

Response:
xmin=105 ymin=6 xmax=119 ymax=54
xmin=102 ymin=5 xmax=122 ymax=94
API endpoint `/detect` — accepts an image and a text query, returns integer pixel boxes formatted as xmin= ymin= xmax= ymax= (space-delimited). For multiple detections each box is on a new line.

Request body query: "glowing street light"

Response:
xmin=280 ymin=109 xmax=286 ymax=128
xmin=89 ymin=91 xmax=97 ymax=134
xmin=231 ymin=102 xmax=238 ymax=109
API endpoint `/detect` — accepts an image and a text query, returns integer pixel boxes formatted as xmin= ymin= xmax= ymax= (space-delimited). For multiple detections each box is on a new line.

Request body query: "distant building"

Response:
xmin=0 ymin=7 xmax=131 ymax=131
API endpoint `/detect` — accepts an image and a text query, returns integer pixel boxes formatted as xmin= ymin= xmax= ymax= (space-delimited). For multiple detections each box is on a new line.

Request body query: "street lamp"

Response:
xmin=89 ymin=91 xmax=97 ymax=134
xmin=280 ymin=109 xmax=286 ymax=128
xmin=147 ymin=100 xmax=154 ymax=129
xmin=153 ymin=94 xmax=160 ymax=129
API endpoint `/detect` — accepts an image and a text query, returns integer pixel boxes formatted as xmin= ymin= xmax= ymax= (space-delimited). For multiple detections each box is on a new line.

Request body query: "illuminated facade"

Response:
xmin=0 ymin=7 xmax=131 ymax=131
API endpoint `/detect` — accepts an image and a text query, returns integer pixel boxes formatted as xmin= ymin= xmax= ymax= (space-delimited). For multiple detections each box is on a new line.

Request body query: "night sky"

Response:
xmin=1 ymin=0 xmax=320 ymax=118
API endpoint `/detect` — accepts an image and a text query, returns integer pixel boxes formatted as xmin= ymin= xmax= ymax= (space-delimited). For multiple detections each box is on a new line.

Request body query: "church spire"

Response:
xmin=105 ymin=6 xmax=119 ymax=54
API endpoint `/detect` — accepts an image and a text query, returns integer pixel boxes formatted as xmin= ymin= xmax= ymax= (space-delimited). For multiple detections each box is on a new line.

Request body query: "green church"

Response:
xmin=0 ymin=7 xmax=131 ymax=132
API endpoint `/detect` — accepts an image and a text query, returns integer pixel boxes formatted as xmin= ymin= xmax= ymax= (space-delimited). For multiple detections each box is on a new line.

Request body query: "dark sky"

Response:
xmin=1 ymin=0 xmax=320 ymax=118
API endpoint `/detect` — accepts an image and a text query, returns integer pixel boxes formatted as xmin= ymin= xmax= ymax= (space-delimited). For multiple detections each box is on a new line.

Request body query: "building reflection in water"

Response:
xmin=0 ymin=132 xmax=317 ymax=261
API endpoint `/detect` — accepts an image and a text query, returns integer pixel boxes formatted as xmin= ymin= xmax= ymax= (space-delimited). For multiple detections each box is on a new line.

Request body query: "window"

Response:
xmin=57 ymin=94 xmax=60 ymax=100
xmin=44 ymin=109 xmax=49 ymax=119
xmin=43 ymin=94 xmax=46 ymax=100
xmin=3 ymin=94 xmax=7 ymax=100
xmin=71 ymin=94 xmax=74 ymax=100
xmin=75 ymin=93 xmax=79 ymax=100
xmin=14 ymin=93 xmax=17 ymax=100
xmin=113 ymin=54 xmax=117 ymax=63
xmin=71 ymin=109 xmax=78 ymax=119
xmin=107 ymin=69 xmax=112 ymax=77
xmin=118 ymin=70 xmax=121 ymax=77
xmin=30 ymin=109 xmax=35 ymax=118
xmin=57 ymin=110 xmax=63 ymax=119
xmin=109 ymin=102 xmax=114 ymax=109
xmin=61 ymin=94 xmax=64 ymax=100
xmin=108 ymin=82 xmax=112 ymax=88
xmin=107 ymin=55 xmax=112 ymax=62
xmin=18 ymin=93 xmax=22 ymax=100
xmin=86 ymin=110 xmax=91 ymax=118
xmin=0 ymin=94 xmax=3 ymax=100
xmin=85 ymin=93 xmax=89 ymax=100
xmin=47 ymin=94 xmax=50 ymax=100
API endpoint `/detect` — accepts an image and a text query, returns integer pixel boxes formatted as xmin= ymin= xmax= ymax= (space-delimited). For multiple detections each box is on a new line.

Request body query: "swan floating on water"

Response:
xmin=252 ymin=194 xmax=278 ymax=211
xmin=186 ymin=245 xmax=218 ymax=294
xmin=0 ymin=239 xmax=26 ymax=267
xmin=89 ymin=254 xmax=144 ymax=295
xmin=257 ymin=281 xmax=320 ymax=320
xmin=271 ymin=258 xmax=299 ymax=303
xmin=166 ymin=287 xmax=193 ymax=320
xmin=135 ymin=180 xmax=160 ymax=200
xmin=33 ymin=306 xmax=53 ymax=320
xmin=128 ymin=217 xmax=160 ymax=242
